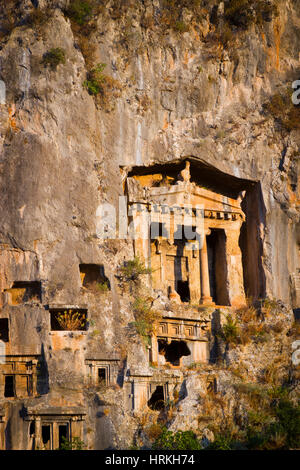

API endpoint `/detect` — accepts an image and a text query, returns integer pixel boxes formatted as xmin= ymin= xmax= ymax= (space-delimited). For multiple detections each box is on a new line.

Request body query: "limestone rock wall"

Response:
xmin=0 ymin=0 xmax=298 ymax=449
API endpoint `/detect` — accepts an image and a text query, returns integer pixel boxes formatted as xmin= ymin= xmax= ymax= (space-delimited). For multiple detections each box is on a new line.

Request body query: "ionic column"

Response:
xmin=200 ymin=231 xmax=213 ymax=304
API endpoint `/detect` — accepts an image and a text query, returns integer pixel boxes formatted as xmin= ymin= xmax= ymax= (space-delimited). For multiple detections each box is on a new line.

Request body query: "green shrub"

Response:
xmin=26 ymin=8 xmax=50 ymax=27
xmin=66 ymin=0 xmax=94 ymax=25
xmin=83 ymin=62 xmax=107 ymax=95
xmin=59 ymin=436 xmax=86 ymax=450
xmin=42 ymin=48 xmax=66 ymax=70
xmin=83 ymin=63 xmax=122 ymax=109
xmin=274 ymin=400 xmax=300 ymax=449
xmin=152 ymin=428 xmax=202 ymax=450
xmin=206 ymin=431 xmax=243 ymax=450
xmin=120 ymin=256 xmax=151 ymax=282
xmin=173 ymin=21 xmax=189 ymax=33
xmin=246 ymin=399 xmax=300 ymax=450
xmin=206 ymin=398 xmax=300 ymax=450
xmin=220 ymin=314 xmax=240 ymax=344
xmin=95 ymin=280 xmax=110 ymax=293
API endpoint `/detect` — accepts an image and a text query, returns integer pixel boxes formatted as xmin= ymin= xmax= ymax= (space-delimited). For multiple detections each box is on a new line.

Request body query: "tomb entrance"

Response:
xmin=0 ymin=355 xmax=40 ymax=398
xmin=85 ymin=357 xmax=120 ymax=386
xmin=4 ymin=281 xmax=41 ymax=305
xmin=79 ymin=264 xmax=110 ymax=292
xmin=151 ymin=317 xmax=210 ymax=367
xmin=126 ymin=373 xmax=180 ymax=412
xmin=25 ymin=407 xmax=86 ymax=450
xmin=158 ymin=339 xmax=191 ymax=366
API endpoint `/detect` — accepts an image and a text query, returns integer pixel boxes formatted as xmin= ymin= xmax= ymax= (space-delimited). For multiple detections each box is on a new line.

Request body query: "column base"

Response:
xmin=200 ymin=296 xmax=215 ymax=306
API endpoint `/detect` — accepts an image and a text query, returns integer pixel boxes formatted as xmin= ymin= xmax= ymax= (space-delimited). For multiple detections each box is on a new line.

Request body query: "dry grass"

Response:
xmin=86 ymin=280 xmax=110 ymax=294
xmin=145 ymin=423 xmax=163 ymax=441
xmin=26 ymin=8 xmax=51 ymax=28
xmin=264 ymin=90 xmax=300 ymax=132
xmin=56 ymin=310 xmax=86 ymax=331
xmin=229 ymin=364 xmax=249 ymax=382
xmin=261 ymin=354 xmax=290 ymax=386
xmin=131 ymin=295 xmax=162 ymax=344
xmin=233 ymin=383 xmax=269 ymax=411
xmin=261 ymin=298 xmax=281 ymax=317
xmin=233 ymin=302 xmax=273 ymax=344
xmin=137 ymin=93 xmax=153 ymax=114
xmin=76 ymin=35 xmax=97 ymax=69
xmin=289 ymin=321 xmax=300 ymax=337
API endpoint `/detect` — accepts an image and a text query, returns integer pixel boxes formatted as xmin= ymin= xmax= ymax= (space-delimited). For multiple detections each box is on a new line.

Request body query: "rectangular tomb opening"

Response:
xmin=147 ymin=385 xmax=165 ymax=410
xmin=158 ymin=339 xmax=191 ymax=367
xmin=25 ymin=407 xmax=86 ymax=450
xmin=58 ymin=424 xmax=69 ymax=448
xmin=0 ymin=355 xmax=39 ymax=398
xmin=98 ymin=368 xmax=107 ymax=384
xmin=0 ymin=319 xmax=9 ymax=342
xmin=4 ymin=281 xmax=41 ymax=305
xmin=206 ymin=229 xmax=230 ymax=306
xmin=79 ymin=264 xmax=110 ymax=291
xmin=42 ymin=425 xmax=51 ymax=450
xmin=4 ymin=375 xmax=15 ymax=397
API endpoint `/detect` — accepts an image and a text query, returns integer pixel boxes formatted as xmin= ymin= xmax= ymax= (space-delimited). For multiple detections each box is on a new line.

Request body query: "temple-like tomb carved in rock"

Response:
xmin=125 ymin=372 xmax=180 ymax=412
xmin=85 ymin=356 xmax=121 ymax=386
xmin=0 ymin=355 xmax=40 ymax=398
xmin=151 ymin=317 xmax=210 ymax=367
xmin=24 ymin=407 xmax=86 ymax=450
xmin=124 ymin=158 xmax=263 ymax=306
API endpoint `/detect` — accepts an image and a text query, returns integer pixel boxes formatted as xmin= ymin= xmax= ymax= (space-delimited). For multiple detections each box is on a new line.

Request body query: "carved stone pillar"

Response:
xmin=0 ymin=414 xmax=4 ymax=450
xmin=52 ymin=421 xmax=59 ymax=450
xmin=35 ymin=417 xmax=41 ymax=450
xmin=200 ymin=231 xmax=213 ymax=304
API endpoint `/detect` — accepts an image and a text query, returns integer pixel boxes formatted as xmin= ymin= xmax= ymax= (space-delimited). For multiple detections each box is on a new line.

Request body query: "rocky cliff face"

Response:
xmin=0 ymin=0 xmax=299 ymax=450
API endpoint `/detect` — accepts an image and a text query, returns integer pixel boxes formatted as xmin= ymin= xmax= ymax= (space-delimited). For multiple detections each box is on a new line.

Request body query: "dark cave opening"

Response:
xmin=4 ymin=375 xmax=15 ymax=397
xmin=58 ymin=424 xmax=68 ymax=448
xmin=148 ymin=385 xmax=165 ymax=410
xmin=79 ymin=264 xmax=110 ymax=291
xmin=158 ymin=339 xmax=191 ymax=366
xmin=206 ymin=229 xmax=230 ymax=306
xmin=0 ymin=318 xmax=9 ymax=342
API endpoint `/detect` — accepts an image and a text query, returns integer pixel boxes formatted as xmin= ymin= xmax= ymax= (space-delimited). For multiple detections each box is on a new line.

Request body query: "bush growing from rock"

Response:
xmin=152 ymin=428 xmax=202 ymax=450
xmin=119 ymin=256 xmax=152 ymax=282
xmin=66 ymin=0 xmax=94 ymax=25
xmin=42 ymin=48 xmax=66 ymax=70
